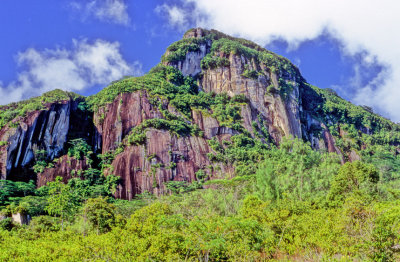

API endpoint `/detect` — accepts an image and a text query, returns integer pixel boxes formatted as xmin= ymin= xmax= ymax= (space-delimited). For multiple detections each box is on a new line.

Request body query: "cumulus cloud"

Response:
xmin=71 ymin=0 xmax=130 ymax=26
xmin=155 ymin=4 xmax=190 ymax=31
xmin=0 ymin=39 xmax=142 ymax=105
xmin=158 ymin=0 xmax=400 ymax=121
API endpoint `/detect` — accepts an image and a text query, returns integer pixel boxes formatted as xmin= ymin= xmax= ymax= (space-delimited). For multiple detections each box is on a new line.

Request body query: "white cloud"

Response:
xmin=155 ymin=4 xmax=189 ymax=31
xmin=71 ymin=0 xmax=130 ymax=26
xmin=0 ymin=39 xmax=142 ymax=105
xmin=159 ymin=0 xmax=400 ymax=121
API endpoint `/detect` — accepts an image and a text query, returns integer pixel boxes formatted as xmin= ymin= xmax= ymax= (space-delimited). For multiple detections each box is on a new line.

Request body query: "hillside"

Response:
xmin=1 ymin=28 xmax=399 ymax=198
xmin=0 ymin=28 xmax=400 ymax=260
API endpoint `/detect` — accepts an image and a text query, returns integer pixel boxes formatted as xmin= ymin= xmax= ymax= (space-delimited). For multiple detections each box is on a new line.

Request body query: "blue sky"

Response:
xmin=0 ymin=0 xmax=398 ymax=121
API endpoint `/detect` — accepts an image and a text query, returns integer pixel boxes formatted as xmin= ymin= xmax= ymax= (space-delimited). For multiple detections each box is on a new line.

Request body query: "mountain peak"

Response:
xmin=183 ymin=27 xmax=208 ymax=39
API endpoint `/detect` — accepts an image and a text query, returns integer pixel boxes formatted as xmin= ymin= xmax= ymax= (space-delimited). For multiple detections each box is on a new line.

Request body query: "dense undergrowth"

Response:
xmin=1 ymin=138 xmax=400 ymax=261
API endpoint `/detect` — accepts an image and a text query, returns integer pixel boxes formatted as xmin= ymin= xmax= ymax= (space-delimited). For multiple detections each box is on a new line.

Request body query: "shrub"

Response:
xmin=0 ymin=218 xmax=15 ymax=231
xmin=30 ymin=216 xmax=61 ymax=232
xmin=67 ymin=138 xmax=92 ymax=160
xmin=83 ymin=197 xmax=116 ymax=234
xmin=328 ymin=161 xmax=379 ymax=205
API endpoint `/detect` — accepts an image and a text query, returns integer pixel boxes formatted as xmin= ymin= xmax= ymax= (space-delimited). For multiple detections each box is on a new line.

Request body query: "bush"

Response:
xmin=328 ymin=161 xmax=379 ymax=205
xmin=84 ymin=197 xmax=116 ymax=234
xmin=255 ymin=137 xmax=340 ymax=204
xmin=0 ymin=218 xmax=15 ymax=231
xmin=67 ymin=138 xmax=92 ymax=160
xmin=201 ymin=54 xmax=230 ymax=69
xmin=30 ymin=216 xmax=61 ymax=232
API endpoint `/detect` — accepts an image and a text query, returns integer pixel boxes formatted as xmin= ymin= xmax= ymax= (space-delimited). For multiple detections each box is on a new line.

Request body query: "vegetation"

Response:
xmin=161 ymin=29 xmax=301 ymax=101
xmin=302 ymin=82 xmax=400 ymax=188
xmin=2 ymin=28 xmax=400 ymax=261
xmin=67 ymin=138 xmax=93 ymax=160
xmin=0 ymin=138 xmax=399 ymax=260
xmin=0 ymin=89 xmax=81 ymax=130
xmin=45 ymin=177 xmax=77 ymax=230
xmin=161 ymin=36 xmax=211 ymax=63
xmin=201 ymin=55 xmax=230 ymax=69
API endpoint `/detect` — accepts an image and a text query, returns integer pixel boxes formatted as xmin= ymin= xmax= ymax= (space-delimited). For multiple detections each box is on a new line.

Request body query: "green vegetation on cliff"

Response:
xmin=0 ymin=89 xmax=81 ymax=130
xmin=302 ymin=82 xmax=400 ymax=189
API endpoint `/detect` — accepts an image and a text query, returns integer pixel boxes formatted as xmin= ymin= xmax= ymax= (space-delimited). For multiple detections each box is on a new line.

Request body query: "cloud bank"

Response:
xmin=0 ymin=40 xmax=142 ymax=105
xmin=71 ymin=0 xmax=130 ymax=26
xmin=158 ymin=0 xmax=400 ymax=121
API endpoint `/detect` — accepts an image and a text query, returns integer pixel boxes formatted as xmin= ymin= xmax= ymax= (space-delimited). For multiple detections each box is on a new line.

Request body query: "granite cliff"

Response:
xmin=0 ymin=28 xmax=398 ymax=199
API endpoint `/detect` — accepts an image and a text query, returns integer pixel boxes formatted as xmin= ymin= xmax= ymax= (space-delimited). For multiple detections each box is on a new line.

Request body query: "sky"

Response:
xmin=0 ymin=0 xmax=399 ymax=122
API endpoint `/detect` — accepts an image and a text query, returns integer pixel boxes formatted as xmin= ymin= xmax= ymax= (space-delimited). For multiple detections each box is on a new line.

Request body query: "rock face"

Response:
xmin=93 ymin=91 xmax=163 ymax=153
xmin=0 ymin=100 xmax=96 ymax=182
xmin=164 ymin=28 xmax=303 ymax=144
xmin=169 ymin=43 xmax=208 ymax=77
xmin=0 ymin=28 xmax=370 ymax=199
xmin=110 ymin=129 xmax=219 ymax=200
xmin=36 ymin=155 xmax=90 ymax=187
xmin=93 ymin=91 xmax=235 ymax=200
xmin=198 ymin=52 xmax=302 ymax=143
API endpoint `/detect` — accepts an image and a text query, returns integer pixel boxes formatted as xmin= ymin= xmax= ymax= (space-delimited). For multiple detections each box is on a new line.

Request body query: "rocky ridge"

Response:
xmin=0 ymin=28 xmax=398 ymax=199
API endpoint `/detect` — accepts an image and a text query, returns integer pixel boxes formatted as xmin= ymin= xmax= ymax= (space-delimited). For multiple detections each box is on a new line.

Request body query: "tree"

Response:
xmin=14 ymin=180 xmax=36 ymax=197
xmin=67 ymin=138 xmax=92 ymax=160
xmin=328 ymin=161 xmax=379 ymax=205
xmin=45 ymin=177 xmax=76 ymax=230
xmin=255 ymin=137 xmax=340 ymax=203
xmin=0 ymin=180 xmax=37 ymax=206
xmin=83 ymin=197 xmax=115 ymax=234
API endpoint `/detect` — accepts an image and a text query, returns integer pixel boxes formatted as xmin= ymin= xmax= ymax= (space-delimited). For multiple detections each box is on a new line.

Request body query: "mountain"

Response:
xmin=0 ymin=28 xmax=399 ymax=200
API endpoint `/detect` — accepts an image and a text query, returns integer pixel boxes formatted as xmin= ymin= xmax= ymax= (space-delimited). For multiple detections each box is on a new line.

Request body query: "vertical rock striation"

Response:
xmin=0 ymin=99 xmax=96 ymax=182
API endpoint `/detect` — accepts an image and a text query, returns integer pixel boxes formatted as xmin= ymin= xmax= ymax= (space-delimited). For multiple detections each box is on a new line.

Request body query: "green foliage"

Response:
xmin=207 ymin=133 xmax=269 ymax=176
xmin=67 ymin=138 xmax=92 ymax=160
xmin=0 ymin=180 xmax=36 ymax=206
xmin=0 ymin=89 xmax=81 ymax=130
xmin=211 ymin=96 xmax=243 ymax=130
xmin=161 ymin=37 xmax=210 ymax=63
xmin=303 ymin=83 xmax=400 ymax=146
xmin=67 ymin=173 xmax=120 ymax=200
xmin=328 ymin=161 xmax=379 ymax=205
xmin=17 ymin=196 xmax=48 ymax=216
xmin=210 ymin=38 xmax=259 ymax=58
xmin=370 ymin=221 xmax=395 ymax=261
xmin=29 ymin=216 xmax=61 ymax=233
xmin=98 ymin=151 xmax=115 ymax=170
xmin=201 ymin=54 xmax=230 ymax=69
xmin=195 ymin=169 xmax=207 ymax=182
xmin=164 ymin=181 xmax=202 ymax=194
xmin=0 ymin=218 xmax=15 ymax=231
xmin=45 ymin=177 xmax=77 ymax=229
xmin=83 ymin=197 xmax=116 ymax=234
xmin=242 ymin=68 xmax=259 ymax=79
xmin=1 ymin=144 xmax=400 ymax=260
xmin=113 ymin=194 xmax=154 ymax=217
xmin=255 ymin=137 xmax=340 ymax=204
xmin=32 ymin=149 xmax=48 ymax=173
